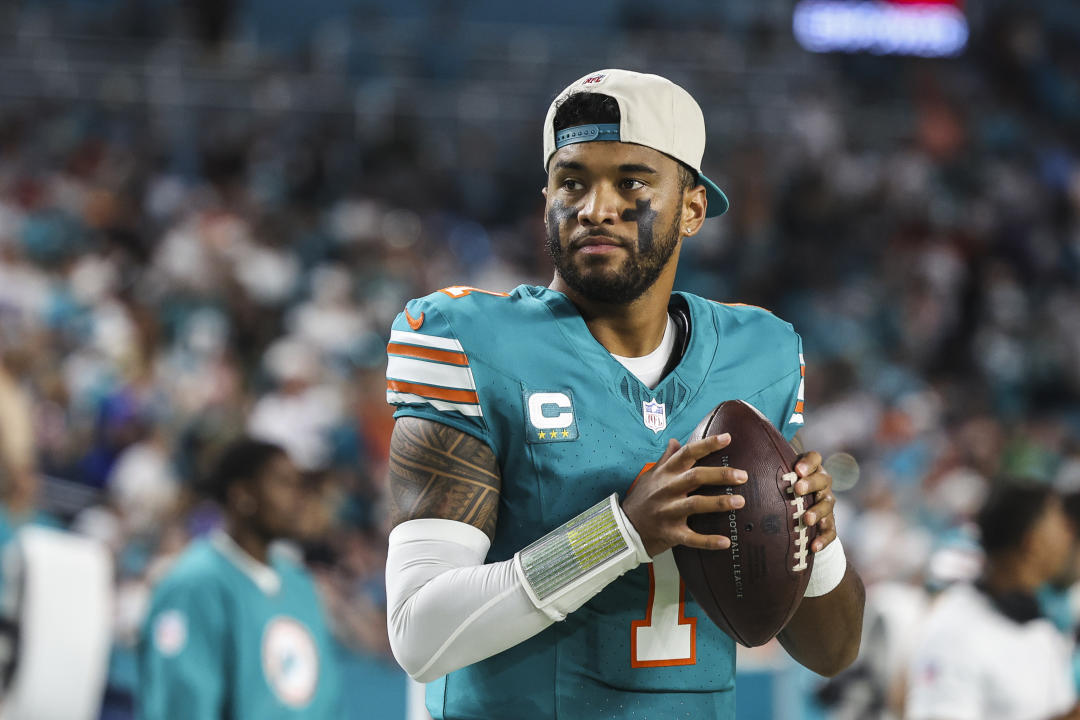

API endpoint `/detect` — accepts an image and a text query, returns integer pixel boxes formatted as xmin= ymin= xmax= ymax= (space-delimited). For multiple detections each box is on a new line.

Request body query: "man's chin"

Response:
xmin=552 ymin=251 xmax=647 ymax=303
xmin=564 ymin=273 xmax=649 ymax=305
xmin=571 ymin=268 xmax=626 ymax=292
xmin=570 ymin=252 xmax=629 ymax=276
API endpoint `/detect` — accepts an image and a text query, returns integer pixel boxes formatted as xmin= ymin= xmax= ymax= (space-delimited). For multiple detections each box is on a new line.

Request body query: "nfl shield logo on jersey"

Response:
xmin=642 ymin=399 xmax=666 ymax=433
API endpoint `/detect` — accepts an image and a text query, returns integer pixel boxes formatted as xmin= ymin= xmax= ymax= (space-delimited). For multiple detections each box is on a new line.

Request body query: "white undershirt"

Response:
xmin=609 ymin=313 xmax=677 ymax=389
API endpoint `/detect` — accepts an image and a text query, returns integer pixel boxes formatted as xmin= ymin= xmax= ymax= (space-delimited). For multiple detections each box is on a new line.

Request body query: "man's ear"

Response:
xmin=681 ymin=184 xmax=707 ymax=237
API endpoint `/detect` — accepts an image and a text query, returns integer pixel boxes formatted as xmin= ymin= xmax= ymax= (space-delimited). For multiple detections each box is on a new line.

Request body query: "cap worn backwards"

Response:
xmin=542 ymin=69 xmax=729 ymax=217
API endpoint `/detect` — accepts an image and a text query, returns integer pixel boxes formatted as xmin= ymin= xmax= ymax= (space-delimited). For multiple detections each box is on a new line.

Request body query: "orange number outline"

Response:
xmin=628 ymin=462 xmax=698 ymax=668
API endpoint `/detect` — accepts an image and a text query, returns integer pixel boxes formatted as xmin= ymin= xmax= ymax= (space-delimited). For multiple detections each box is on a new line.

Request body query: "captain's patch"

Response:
xmin=524 ymin=389 xmax=579 ymax=443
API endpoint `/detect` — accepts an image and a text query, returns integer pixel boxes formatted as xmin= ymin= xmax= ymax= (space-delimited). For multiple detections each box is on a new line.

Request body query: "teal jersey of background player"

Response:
xmin=138 ymin=535 xmax=341 ymax=720
xmin=386 ymin=284 xmax=805 ymax=720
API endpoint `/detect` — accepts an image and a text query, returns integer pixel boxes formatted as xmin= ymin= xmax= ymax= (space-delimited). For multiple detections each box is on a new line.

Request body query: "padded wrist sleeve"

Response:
xmin=515 ymin=493 xmax=651 ymax=621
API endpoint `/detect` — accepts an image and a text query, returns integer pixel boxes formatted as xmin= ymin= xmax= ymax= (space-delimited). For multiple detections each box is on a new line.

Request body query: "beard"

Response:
xmin=546 ymin=207 xmax=681 ymax=305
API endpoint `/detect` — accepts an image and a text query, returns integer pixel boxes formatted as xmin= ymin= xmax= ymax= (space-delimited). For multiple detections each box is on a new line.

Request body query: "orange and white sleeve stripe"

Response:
xmin=386 ymin=330 xmax=482 ymax=417
xmin=789 ymin=353 xmax=805 ymax=426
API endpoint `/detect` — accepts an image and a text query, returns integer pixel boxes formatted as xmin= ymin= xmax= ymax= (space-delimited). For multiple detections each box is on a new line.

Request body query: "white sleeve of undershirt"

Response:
xmin=385 ymin=518 xmax=554 ymax=683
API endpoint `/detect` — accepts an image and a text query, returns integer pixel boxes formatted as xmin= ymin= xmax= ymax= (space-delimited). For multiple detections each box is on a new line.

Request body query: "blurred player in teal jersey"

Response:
xmin=384 ymin=69 xmax=865 ymax=719
xmin=138 ymin=438 xmax=341 ymax=719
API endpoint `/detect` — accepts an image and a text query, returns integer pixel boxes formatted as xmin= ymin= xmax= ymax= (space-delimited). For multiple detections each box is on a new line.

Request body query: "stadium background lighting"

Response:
xmin=793 ymin=0 xmax=969 ymax=58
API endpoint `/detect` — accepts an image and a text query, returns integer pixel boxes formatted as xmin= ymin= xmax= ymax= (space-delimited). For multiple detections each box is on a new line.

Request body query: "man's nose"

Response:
xmin=577 ymin=183 xmax=621 ymax=227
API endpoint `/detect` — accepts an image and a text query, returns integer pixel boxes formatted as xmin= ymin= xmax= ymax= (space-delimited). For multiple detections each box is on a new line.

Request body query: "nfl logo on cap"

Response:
xmin=642 ymin=399 xmax=666 ymax=433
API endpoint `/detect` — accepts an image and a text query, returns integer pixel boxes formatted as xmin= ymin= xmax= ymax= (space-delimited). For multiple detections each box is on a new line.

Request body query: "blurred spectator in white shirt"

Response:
xmin=248 ymin=337 xmax=343 ymax=472
xmin=907 ymin=484 xmax=1079 ymax=720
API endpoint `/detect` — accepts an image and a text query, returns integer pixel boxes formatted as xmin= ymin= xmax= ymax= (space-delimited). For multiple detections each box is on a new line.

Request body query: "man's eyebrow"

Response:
xmin=618 ymin=163 xmax=658 ymax=174
xmin=552 ymin=160 xmax=659 ymax=174
xmin=553 ymin=160 xmax=584 ymax=172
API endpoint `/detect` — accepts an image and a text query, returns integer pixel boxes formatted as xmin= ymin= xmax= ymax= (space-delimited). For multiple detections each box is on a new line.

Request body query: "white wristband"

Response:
xmin=804 ymin=537 xmax=846 ymax=597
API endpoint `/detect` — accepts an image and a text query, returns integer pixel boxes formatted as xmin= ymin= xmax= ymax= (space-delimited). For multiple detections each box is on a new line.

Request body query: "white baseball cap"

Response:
xmin=543 ymin=69 xmax=729 ymax=217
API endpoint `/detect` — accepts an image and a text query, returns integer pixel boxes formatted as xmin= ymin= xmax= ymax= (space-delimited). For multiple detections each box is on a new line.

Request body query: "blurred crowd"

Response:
xmin=1 ymin=0 xmax=1080 ymax=717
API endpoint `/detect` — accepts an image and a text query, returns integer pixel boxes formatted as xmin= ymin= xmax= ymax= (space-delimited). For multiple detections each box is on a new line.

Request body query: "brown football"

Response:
xmin=671 ymin=399 xmax=816 ymax=647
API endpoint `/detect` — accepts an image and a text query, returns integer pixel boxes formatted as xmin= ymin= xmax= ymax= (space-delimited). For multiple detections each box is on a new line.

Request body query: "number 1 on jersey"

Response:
xmin=631 ymin=551 xmax=697 ymax=667
xmin=628 ymin=463 xmax=697 ymax=667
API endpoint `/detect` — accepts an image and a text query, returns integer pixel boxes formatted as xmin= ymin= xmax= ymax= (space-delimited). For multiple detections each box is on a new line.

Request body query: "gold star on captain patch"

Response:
xmin=561 ymin=430 xmax=570 ymax=438
xmin=537 ymin=431 xmax=546 ymax=439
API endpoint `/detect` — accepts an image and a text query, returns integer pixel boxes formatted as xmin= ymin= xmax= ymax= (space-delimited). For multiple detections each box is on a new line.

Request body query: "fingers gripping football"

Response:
xmin=794 ymin=451 xmax=838 ymax=552
xmin=622 ymin=434 xmax=748 ymax=557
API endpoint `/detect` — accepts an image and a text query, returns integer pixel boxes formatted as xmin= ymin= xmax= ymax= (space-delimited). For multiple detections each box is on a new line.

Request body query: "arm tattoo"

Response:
xmin=388 ymin=416 xmax=501 ymax=540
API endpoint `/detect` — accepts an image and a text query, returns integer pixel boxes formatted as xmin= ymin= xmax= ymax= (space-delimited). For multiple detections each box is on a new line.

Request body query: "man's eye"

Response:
xmin=620 ymin=179 xmax=645 ymax=190
xmin=562 ymin=179 xmax=583 ymax=191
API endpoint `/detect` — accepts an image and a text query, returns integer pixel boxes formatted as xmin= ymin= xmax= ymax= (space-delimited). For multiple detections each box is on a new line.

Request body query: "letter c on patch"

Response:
xmin=528 ymin=392 xmax=574 ymax=429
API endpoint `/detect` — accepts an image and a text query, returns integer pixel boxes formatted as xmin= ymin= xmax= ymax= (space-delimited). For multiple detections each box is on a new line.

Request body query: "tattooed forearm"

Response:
xmin=388 ymin=416 xmax=501 ymax=539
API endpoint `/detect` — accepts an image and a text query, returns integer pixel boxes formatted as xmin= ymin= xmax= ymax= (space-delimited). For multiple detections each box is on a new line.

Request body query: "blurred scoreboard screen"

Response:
xmin=793 ymin=0 xmax=968 ymax=57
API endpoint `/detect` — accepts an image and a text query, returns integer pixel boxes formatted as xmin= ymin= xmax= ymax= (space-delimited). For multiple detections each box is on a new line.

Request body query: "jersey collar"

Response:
xmin=664 ymin=292 xmax=715 ymax=391
xmin=975 ymin=580 xmax=1045 ymax=624
xmin=211 ymin=529 xmax=282 ymax=596
xmin=528 ymin=287 xmax=719 ymax=433
xmin=529 ymin=286 xmax=716 ymax=389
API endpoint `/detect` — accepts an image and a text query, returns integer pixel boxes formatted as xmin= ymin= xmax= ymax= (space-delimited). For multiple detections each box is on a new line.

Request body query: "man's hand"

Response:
xmin=621 ymin=434 xmax=748 ymax=558
xmin=777 ymin=450 xmax=863 ymax=676
xmin=792 ymin=451 xmax=837 ymax=552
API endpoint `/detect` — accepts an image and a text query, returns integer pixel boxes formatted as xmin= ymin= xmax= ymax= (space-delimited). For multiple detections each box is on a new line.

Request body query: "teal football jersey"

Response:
xmin=387 ymin=284 xmax=805 ymax=720
xmin=138 ymin=534 xmax=341 ymax=720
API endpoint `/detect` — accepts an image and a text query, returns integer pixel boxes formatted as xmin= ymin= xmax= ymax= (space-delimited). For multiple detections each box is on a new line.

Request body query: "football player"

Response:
xmin=138 ymin=438 xmax=341 ymax=719
xmin=384 ymin=69 xmax=865 ymax=719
